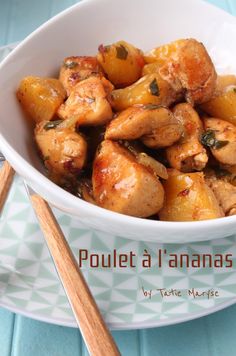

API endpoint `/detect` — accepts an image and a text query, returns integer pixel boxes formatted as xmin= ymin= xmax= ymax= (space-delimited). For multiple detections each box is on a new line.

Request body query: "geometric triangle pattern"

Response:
xmin=0 ymin=45 xmax=236 ymax=330
xmin=0 ymin=176 xmax=235 ymax=329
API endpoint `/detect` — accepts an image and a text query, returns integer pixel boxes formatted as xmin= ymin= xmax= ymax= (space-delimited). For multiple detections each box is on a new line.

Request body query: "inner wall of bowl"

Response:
xmin=0 ymin=0 xmax=234 ymax=171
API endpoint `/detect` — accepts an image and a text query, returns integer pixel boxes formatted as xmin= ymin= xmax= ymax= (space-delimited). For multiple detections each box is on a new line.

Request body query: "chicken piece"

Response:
xmin=157 ymin=39 xmax=217 ymax=104
xmin=92 ymin=140 xmax=164 ymax=217
xmin=206 ymin=175 xmax=236 ymax=216
xmin=159 ymin=170 xmax=223 ymax=221
xmin=203 ymin=118 xmax=236 ymax=165
xmin=57 ymin=77 xmax=114 ymax=127
xmin=59 ymin=56 xmax=104 ymax=96
xmin=166 ymin=103 xmax=208 ymax=172
xmin=105 ymin=105 xmax=183 ymax=149
xmin=111 ymin=72 xmax=182 ymax=112
xmin=35 ymin=120 xmax=87 ymax=184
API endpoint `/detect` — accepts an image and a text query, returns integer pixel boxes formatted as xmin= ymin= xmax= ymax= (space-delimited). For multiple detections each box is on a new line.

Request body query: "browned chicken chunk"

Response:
xmin=59 ymin=56 xmax=104 ymax=96
xmin=206 ymin=174 xmax=236 ymax=216
xmin=203 ymin=118 xmax=236 ymax=165
xmin=105 ymin=105 xmax=183 ymax=148
xmin=92 ymin=140 xmax=165 ymax=217
xmin=159 ymin=39 xmax=217 ymax=104
xmin=166 ymin=103 xmax=208 ymax=172
xmin=35 ymin=120 xmax=87 ymax=184
xmin=57 ymin=77 xmax=114 ymax=126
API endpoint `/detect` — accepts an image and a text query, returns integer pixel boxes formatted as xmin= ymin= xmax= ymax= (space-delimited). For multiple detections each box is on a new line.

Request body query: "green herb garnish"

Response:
xmin=200 ymin=130 xmax=229 ymax=149
xmin=43 ymin=156 xmax=50 ymax=161
xmin=213 ymin=140 xmax=229 ymax=149
xmin=64 ymin=61 xmax=78 ymax=69
xmin=200 ymin=130 xmax=215 ymax=147
xmin=149 ymin=78 xmax=160 ymax=96
xmin=143 ymin=104 xmax=162 ymax=110
xmin=44 ymin=120 xmax=63 ymax=131
xmin=116 ymin=45 xmax=128 ymax=60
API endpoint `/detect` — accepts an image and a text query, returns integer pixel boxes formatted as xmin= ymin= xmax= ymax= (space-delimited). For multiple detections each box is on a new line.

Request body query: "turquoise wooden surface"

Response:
xmin=2 ymin=304 xmax=236 ymax=356
xmin=0 ymin=0 xmax=236 ymax=355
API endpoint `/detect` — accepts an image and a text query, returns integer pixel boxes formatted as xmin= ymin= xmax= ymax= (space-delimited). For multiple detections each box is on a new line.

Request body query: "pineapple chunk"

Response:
xmin=17 ymin=76 xmax=66 ymax=123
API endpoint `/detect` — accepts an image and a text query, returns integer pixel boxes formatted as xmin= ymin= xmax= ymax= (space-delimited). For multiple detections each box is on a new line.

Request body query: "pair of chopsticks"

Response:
xmin=0 ymin=159 xmax=120 ymax=356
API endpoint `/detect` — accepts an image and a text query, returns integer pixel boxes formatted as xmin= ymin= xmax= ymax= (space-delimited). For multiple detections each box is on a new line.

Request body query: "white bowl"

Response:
xmin=0 ymin=0 xmax=236 ymax=243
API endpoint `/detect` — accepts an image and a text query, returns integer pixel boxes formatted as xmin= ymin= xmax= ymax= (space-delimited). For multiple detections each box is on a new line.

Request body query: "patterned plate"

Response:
xmin=1 ymin=175 xmax=236 ymax=329
xmin=0 ymin=44 xmax=236 ymax=330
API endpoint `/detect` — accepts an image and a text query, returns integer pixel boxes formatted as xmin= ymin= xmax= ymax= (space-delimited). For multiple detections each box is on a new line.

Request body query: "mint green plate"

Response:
xmin=0 ymin=44 xmax=236 ymax=330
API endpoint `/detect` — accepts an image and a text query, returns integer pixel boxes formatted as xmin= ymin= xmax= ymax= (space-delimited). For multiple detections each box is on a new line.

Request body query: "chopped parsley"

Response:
xmin=63 ymin=61 xmax=78 ymax=69
xmin=213 ymin=140 xmax=229 ymax=149
xmin=116 ymin=45 xmax=128 ymax=60
xmin=200 ymin=130 xmax=229 ymax=150
xmin=177 ymin=188 xmax=190 ymax=197
xmin=149 ymin=78 xmax=160 ymax=96
xmin=143 ymin=104 xmax=162 ymax=110
xmin=44 ymin=120 xmax=63 ymax=131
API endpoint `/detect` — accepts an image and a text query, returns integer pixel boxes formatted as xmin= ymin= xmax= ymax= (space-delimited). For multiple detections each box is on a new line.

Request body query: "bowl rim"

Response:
xmin=1 ymin=0 xmax=236 ymax=235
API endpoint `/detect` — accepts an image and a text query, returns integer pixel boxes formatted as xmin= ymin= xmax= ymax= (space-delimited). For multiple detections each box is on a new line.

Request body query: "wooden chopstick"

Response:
xmin=0 ymin=161 xmax=120 ymax=355
xmin=30 ymin=194 xmax=120 ymax=356
xmin=0 ymin=161 xmax=15 ymax=214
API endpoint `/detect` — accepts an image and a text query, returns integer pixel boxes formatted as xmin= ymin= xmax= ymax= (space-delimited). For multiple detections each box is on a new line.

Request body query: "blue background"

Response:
xmin=0 ymin=0 xmax=236 ymax=355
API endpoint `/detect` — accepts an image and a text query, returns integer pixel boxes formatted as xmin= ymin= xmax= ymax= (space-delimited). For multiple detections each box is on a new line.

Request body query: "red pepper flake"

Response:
xmin=63 ymin=160 xmax=81 ymax=175
xmin=185 ymin=122 xmax=195 ymax=134
xmin=69 ymin=72 xmax=81 ymax=82
xmin=177 ymin=188 xmax=190 ymax=197
xmin=98 ymin=44 xmax=110 ymax=61
xmin=98 ymin=44 xmax=106 ymax=61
